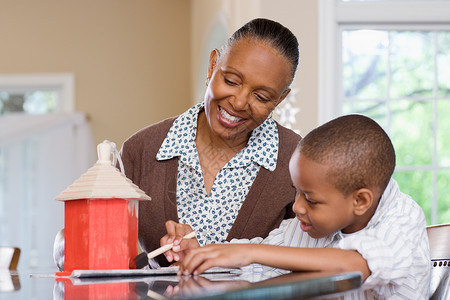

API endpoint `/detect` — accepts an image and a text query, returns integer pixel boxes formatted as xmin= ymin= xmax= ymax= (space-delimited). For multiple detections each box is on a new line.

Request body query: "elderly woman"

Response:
xmin=53 ymin=18 xmax=301 ymax=270
xmin=121 ymin=18 xmax=301 ymax=267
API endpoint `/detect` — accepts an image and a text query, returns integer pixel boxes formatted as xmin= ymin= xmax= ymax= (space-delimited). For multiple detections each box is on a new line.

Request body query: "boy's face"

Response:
xmin=289 ymin=150 xmax=358 ymax=239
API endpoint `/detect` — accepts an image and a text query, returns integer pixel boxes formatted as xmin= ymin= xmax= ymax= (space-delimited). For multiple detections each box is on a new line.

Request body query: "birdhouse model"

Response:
xmin=55 ymin=141 xmax=151 ymax=276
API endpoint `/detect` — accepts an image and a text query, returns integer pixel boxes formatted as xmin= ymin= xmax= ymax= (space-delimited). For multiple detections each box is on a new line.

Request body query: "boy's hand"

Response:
xmin=160 ymin=220 xmax=200 ymax=262
xmin=178 ymin=244 xmax=253 ymax=276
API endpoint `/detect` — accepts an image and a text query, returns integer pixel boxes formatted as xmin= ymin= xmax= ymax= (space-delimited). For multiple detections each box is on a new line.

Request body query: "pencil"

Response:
xmin=147 ymin=231 xmax=196 ymax=260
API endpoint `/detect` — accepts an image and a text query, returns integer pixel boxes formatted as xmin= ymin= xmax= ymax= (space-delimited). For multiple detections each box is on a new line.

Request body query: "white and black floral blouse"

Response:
xmin=156 ymin=102 xmax=279 ymax=246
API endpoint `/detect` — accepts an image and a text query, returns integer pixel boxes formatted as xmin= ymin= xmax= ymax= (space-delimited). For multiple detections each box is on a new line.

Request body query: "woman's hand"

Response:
xmin=160 ymin=220 xmax=200 ymax=262
xmin=179 ymin=244 xmax=254 ymax=276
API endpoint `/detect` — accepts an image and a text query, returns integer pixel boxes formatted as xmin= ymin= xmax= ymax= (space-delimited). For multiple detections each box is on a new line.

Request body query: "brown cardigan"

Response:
xmin=121 ymin=116 xmax=301 ymax=266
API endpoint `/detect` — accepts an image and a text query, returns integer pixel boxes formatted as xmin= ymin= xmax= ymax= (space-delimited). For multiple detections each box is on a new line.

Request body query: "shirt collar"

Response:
xmin=156 ymin=102 xmax=201 ymax=161
xmin=365 ymin=178 xmax=398 ymax=228
xmin=233 ymin=118 xmax=279 ymax=171
xmin=336 ymin=178 xmax=398 ymax=237
xmin=156 ymin=102 xmax=279 ymax=171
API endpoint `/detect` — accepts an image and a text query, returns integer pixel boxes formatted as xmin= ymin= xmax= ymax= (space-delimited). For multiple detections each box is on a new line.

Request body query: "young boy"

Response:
xmin=176 ymin=114 xmax=431 ymax=299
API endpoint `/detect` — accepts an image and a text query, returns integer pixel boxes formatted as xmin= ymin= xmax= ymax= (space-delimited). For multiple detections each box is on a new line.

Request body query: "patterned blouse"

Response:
xmin=156 ymin=102 xmax=279 ymax=246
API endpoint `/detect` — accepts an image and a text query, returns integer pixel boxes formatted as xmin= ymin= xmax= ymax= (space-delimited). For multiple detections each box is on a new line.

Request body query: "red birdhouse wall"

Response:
xmin=55 ymin=141 xmax=151 ymax=276
xmin=64 ymin=198 xmax=139 ymax=273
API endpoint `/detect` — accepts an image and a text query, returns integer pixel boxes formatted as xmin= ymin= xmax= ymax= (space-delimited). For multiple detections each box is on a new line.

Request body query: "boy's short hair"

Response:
xmin=299 ymin=114 xmax=396 ymax=196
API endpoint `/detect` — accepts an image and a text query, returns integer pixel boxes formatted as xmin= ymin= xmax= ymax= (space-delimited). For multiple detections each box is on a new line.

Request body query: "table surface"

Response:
xmin=0 ymin=267 xmax=362 ymax=300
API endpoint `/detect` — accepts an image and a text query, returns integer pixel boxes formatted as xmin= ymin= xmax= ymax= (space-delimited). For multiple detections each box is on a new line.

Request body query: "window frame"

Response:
xmin=0 ymin=73 xmax=75 ymax=113
xmin=319 ymin=0 xmax=450 ymax=124
xmin=318 ymin=0 xmax=450 ymax=224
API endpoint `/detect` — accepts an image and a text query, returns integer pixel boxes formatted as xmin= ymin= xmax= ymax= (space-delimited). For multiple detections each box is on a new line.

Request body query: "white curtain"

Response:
xmin=0 ymin=112 xmax=95 ymax=269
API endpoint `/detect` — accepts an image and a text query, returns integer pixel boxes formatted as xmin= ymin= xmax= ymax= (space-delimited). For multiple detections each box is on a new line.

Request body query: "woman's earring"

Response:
xmin=268 ymin=111 xmax=273 ymax=119
xmin=205 ymin=77 xmax=210 ymax=87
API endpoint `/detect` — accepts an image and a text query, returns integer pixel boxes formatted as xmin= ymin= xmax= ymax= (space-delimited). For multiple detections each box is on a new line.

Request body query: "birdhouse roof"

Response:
xmin=55 ymin=141 xmax=151 ymax=202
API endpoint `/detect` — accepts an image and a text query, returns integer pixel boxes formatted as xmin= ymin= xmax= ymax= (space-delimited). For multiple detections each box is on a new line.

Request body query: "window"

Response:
xmin=0 ymin=73 xmax=95 ymax=268
xmin=0 ymin=90 xmax=58 ymax=114
xmin=319 ymin=0 xmax=450 ymax=224
xmin=0 ymin=73 xmax=74 ymax=115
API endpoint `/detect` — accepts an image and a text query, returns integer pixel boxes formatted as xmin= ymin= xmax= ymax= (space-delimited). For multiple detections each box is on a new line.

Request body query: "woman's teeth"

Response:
xmin=220 ymin=107 xmax=243 ymax=123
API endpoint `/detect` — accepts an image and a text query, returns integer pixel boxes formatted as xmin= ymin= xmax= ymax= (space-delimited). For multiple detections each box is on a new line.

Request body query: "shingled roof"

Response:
xmin=55 ymin=141 xmax=151 ymax=201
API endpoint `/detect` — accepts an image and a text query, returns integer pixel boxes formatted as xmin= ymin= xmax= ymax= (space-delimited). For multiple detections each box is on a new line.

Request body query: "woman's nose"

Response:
xmin=229 ymin=89 xmax=250 ymax=111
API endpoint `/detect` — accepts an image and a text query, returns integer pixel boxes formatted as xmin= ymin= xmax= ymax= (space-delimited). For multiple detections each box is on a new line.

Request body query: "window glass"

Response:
xmin=342 ymin=30 xmax=388 ymax=99
xmin=437 ymin=100 xmax=450 ymax=167
xmin=341 ymin=28 xmax=450 ymax=224
xmin=390 ymin=99 xmax=433 ymax=167
xmin=390 ymin=31 xmax=434 ymax=99
xmin=437 ymin=32 xmax=450 ymax=97
xmin=0 ymin=90 xmax=59 ymax=115
xmin=342 ymin=100 xmax=387 ymax=128
xmin=393 ymin=170 xmax=432 ymax=224
xmin=437 ymin=170 xmax=450 ymax=224
xmin=323 ymin=0 xmax=450 ymax=224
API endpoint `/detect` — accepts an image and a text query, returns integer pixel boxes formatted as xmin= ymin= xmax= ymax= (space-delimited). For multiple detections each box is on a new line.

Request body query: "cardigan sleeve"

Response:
xmin=120 ymin=117 xmax=179 ymax=267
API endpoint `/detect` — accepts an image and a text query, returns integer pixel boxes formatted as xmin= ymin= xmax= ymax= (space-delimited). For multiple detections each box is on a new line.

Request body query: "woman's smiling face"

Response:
xmin=203 ymin=38 xmax=292 ymax=144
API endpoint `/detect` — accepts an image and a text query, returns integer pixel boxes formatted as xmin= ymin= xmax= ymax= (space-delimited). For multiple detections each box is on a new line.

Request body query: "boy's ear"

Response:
xmin=352 ymin=188 xmax=373 ymax=216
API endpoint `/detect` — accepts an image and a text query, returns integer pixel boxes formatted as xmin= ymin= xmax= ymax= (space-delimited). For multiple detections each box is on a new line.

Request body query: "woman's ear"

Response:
xmin=352 ymin=188 xmax=373 ymax=216
xmin=207 ymin=49 xmax=220 ymax=79
xmin=277 ymin=88 xmax=291 ymax=106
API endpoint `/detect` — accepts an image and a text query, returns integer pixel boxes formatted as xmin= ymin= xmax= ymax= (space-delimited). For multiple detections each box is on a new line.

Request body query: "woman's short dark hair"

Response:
xmin=221 ymin=18 xmax=300 ymax=85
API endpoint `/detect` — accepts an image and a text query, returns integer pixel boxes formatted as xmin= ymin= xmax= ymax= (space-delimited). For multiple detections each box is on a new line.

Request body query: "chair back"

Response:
xmin=427 ymin=223 xmax=450 ymax=300
xmin=0 ymin=247 xmax=21 ymax=270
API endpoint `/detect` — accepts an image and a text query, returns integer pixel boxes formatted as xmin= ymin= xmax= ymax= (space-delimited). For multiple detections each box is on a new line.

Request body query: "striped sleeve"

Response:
xmin=336 ymin=191 xmax=430 ymax=299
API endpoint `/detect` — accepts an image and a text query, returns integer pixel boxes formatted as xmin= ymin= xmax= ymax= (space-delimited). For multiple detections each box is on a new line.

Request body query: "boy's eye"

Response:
xmin=305 ymin=197 xmax=318 ymax=205
xmin=291 ymin=185 xmax=300 ymax=195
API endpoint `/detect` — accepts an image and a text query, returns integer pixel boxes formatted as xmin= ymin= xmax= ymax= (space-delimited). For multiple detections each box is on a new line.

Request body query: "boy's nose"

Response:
xmin=293 ymin=196 xmax=307 ymax=215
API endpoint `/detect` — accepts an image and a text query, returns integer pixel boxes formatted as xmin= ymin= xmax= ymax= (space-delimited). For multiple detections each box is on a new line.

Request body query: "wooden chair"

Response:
xmin=426 ymin=223 xmax=450 ymax=300
xmin=0 ymin=247 xmax=21 ymax=270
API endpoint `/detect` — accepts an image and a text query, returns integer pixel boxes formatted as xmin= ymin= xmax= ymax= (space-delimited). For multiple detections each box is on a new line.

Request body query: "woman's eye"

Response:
xmin=224 ymin=78 xmax=237 ymax=86
xmin=255 ymin=93 xmax=270 ymax=103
